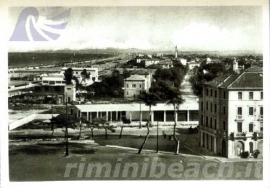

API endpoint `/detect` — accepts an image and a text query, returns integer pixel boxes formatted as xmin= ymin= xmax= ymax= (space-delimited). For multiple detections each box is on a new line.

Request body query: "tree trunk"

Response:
xmin=50 ymin=122 xmax=54 ymax=140
xmin=91 ymin=128 xmax=94 ymax=139
xmin=138 ymin=105 xmax=151 ymax=154
xmin=78 ymin=121 xmax=82 ymax=139
xmin=119 ymin=125 xmax=123 ymax=139
xmin=65 ymin=124 xmax=69 ymax=156
xmin=173 ymin=104 xmax=180 ymax=155
xmin=105 ymin=127 xmax=108 ymax=140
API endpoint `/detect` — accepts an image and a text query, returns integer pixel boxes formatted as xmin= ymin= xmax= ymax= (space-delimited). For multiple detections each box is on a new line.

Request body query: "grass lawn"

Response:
xmin=9 ymin=139 xmax=263 ymax=181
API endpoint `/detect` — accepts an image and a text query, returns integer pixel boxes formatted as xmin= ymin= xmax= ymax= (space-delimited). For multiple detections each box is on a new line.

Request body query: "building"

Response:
xmin=61 ymin=67 xmax=99 ymax=83
xmin=198 ymin=66 xmax=263 ymax=158
xmin=123 ymin=75 xmax=149 ymax=98
xmin=158 ymin=60 xmax=174 ymax=69
xmin=73 ymin=102 xmax=198 ymax=127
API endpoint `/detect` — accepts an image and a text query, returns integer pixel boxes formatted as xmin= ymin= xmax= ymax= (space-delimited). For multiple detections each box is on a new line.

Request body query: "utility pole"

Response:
xmin=65 ymin=94 xmax=69 ymax=157
xmin=156 ymin=120 xmax=159 ymax=153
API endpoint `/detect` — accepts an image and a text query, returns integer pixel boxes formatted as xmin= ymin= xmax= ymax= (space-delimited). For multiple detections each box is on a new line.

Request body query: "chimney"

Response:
xmin=233 ymin=57 xmax=240 ymax=74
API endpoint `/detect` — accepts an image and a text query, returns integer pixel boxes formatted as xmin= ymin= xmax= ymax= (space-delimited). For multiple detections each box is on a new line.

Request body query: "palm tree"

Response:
xmin=137 ymin=91 xmax=159 ymax=154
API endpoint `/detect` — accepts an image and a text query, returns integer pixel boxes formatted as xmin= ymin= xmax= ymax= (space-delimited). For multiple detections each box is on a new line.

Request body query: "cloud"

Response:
xmin=172 ymin=22 xmax=261 ymax=51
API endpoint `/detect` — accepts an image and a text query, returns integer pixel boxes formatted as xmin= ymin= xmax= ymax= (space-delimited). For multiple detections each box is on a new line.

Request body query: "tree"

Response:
xmin=53 ymin=114 xmax=76 ymax=156
xmin=163 ymin=85 xmax=184 ymax=154
xmin=64 ymin=68 xmax=73 ymax=84
xmin=137 ymin=91 xmax=159 ymax=154
xmin=123 ymin=68 xmax=131 ymax=79
xmin=80 ymin=69 xmax=90 ymax=85
xmin=92 ymin=117 xmax=115 ymax=139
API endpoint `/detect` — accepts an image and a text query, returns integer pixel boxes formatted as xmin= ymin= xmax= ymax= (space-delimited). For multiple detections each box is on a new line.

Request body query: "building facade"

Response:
xmin=198 ymin=66 xmax=263 ymax=158
xmin=73 ymin=103 xmax=198 ymax=127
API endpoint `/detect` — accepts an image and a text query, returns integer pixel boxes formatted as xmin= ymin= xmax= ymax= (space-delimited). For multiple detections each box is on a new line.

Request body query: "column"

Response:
xmin=90 ymin=112 xmax=92 ymax=122
xmin=116 ymin=111 xmax=118 ymax=121
xmin=214 ymin=137 xmax=217 ymax=154
xmin=130 ymin=112 xmax=132 ymax=122
xmin=106 ymin=111 xmax=108 ymax=120
xmin=151 ymin=111 xmax=154 ymax=122
xmin=200 ymin=132 xmax=203 ymax=147
xmin=164 ymin=111 xmax=166 ymax=122
xmin=96 ymin=111 xmax=99 ymax=118
xmin=86 ymin=112 xmax=89 ymax=121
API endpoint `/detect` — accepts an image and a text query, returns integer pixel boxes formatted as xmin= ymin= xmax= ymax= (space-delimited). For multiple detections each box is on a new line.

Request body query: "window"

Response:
xmin=223 ymin=91 xmax=226 ymax=99
xmin=249 ymin=92 xmax=253 ymax=100
xmin=126 ymin=84 xmax=129 ymax=88
xmin=200 ymin=115 xmax=203 ymax=126
xmin=206 ymin=116 xmax=208 ymax=127
xmin=214 ymin=90 xmax=217 ymax=98
xmin=210 ymin=118 xmax=212 ymax=128
xmin=237 ymin=107 xmax=242 ymax=115
xmin=206 ymin=102 xmax=208 ymax=111
xmin=210 ymin=103 xmax=212 ymax=112
xmin=132 ymin=84 xmax=136 ymax=88
xmin=223 ymin=121 xmax=226 ymax=130
xmin=214 ymin=119 xmax=217 ymax=129
xmin=237 ymin=122 xmax=242 ymax=132
xmin=210 ymin=89 xmax=213 ymax=97
xmin=206 ymin=88 xmax=209 ymax=96
xmin=126 ymin=91 xmax=129 ymax=96
xmin=214 ymin=104 xmax=217 ymax=113
xmin=249 ymin=107 xmax=254 ymax=115
xmin=260 ymin=107 xmax=263 ymax=115
xmin=249 ymin=123 xmax=254 ymax=132
xmin=238 ymin=92 xmax=242 ymax=100
xmin=261 ymin=92 xmax=263 ymax=99
xmin=260 ymin=122 xmax=263 ymax=131
xmin=140 ymin=84 xmax=142 ymax=88
xmin=43 ymin=81 xmax=48 ymax=83
xmin=223 ymin=106 xmax=226 ymax=115
xmin=200 ymin=101 xmax=204 ymax=111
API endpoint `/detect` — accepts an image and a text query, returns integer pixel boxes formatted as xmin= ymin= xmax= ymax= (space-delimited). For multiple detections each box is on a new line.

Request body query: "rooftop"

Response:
xmin=75 ymin=102 xmax=198 ymax=112
xmin=205 ymin=66 xmax=263 ymax=89
xmin=125 ymin=75 xmax=146 ymax=81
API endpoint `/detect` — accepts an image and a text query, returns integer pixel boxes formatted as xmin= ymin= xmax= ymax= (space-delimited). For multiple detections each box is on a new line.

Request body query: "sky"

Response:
xmin=8 ymin=6 xmax=263 ymax=52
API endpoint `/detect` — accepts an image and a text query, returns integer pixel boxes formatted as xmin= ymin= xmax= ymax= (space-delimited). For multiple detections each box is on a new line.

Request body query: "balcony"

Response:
xmin=235 ymin=115 xmax=244 ymax=121
xmin=235 ymin=132 xmax=246 ymax=138
xmin=258 ymin=132 xmax=263 ymax=138
xmin=257 ymin=115 xmax=263 ymax=121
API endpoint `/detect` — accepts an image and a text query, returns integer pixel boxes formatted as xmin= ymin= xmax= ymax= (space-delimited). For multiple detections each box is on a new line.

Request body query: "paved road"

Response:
xmin=180 ymin=70 xmax=198 ymax=104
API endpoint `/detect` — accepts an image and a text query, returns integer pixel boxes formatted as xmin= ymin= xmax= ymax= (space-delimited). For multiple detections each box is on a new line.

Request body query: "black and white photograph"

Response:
xmin=1 ymin=0 xmax=269 ymax=186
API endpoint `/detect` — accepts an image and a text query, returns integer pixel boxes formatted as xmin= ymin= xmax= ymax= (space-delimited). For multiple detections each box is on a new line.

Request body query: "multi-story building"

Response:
xmin=123 ymin=75 xmax=149 ymax=98
xmin=198 ymin=65 xmax=263 ymax=158
xmin=61 ymin=67 xmax=99 ymax=84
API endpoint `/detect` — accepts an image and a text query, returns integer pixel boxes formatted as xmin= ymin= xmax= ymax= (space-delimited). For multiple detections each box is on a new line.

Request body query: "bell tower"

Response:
xmin=175 ymin=45 xmax=178 ymax=59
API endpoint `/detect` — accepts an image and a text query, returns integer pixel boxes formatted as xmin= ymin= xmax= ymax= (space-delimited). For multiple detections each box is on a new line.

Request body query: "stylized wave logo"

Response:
xmin=10 ymin=7 xmax=71 ymax=41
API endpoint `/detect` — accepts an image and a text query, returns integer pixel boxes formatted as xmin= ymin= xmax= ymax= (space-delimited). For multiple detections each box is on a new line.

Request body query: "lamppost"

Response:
xmin=65 ymin=93 xmax=69 ymax=157
xmin=156 ymin=120 xmax=159 ymax=153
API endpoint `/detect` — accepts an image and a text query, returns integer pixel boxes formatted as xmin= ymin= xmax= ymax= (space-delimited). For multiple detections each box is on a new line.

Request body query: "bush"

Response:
xmin=241 ymin=151 xmax=249 ymax=158
xmin=252 ymin=150 xmax=260 ymax=158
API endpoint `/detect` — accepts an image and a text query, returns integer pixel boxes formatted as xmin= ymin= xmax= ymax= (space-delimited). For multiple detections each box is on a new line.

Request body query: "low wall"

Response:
xmin=9 ymin=114 xmax=59 ymax=131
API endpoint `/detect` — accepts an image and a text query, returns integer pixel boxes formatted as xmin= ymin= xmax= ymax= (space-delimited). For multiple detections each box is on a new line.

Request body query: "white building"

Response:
xmin=198 ymin=66 xmax=263 ymax=158
xmin=61 ymin=67 xmax=99 ymax=85
xmin=123 ymin=75 xmax=150 ymax=98
xmin=73 ymin=103 xmax=198 ymax=127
